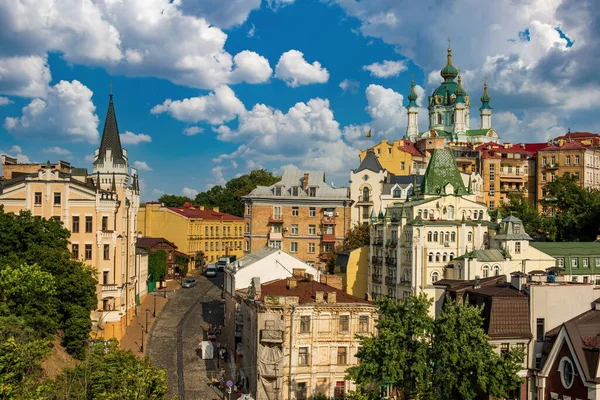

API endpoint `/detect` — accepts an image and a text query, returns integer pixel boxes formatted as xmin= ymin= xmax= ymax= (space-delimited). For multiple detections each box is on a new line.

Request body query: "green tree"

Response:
xmin=347 ymin=295 xmax=434 ymax=399
xmin=343 ymin=223 xmax=370 ymax=250
xmin=42 ymin=340 xmax=169 ymax=399
xmin=156 ymin=194 xmax=193 ymax=207
xmin=348 ymin=295 xmax=523 ymax=400
xmin=499 ymin=193 xmax=557 ymax=241
xmin=430 ymin=298 xmax=523 ymax=399
xmin=0 ymin=207 xmax=97 ymax=359
xmin=148 ymin=250 xmax=167 ymax=282
xmin=195 ymin=169 xmax=280 ymax=216
xmin=0 ymin=316 xmax=52 ymax=399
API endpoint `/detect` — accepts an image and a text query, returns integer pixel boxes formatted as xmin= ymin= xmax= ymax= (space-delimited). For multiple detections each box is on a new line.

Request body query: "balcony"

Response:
xmin=268 ymin=215 xmax=284 ymax=224
xmin=385 ymin=276 xmax=397 ymax=286
xmin=372 ymin=274 xmax=382 ymax=284
xmin=500 ymin=187 xmax=525 ymax=194
xmin=386 ymin=257 xmax=397 ymax=265
xmin=269 ymin=232 xmax=283 ymax=241
xmin=374 ymin=238 xmax=384 ymax=246
xmin=319 ymin=252 xmax=331 ymax=260
xmin=321 ymin=233 xmax=336 ymax=242
xmin=371 ymin=256 xmax=382 ymax=265
xmin=260 ymin=329 xmax=283 ymax=344
xmin=544 ymin=163 xmax=559 ymax=170
xmin=399 ymin=278 xmax=412 ymax=285
xmin=101 ymin=284 xmax=120 ymax=298
xmin=386 ymin=239 xmax=398 ymax=248
xmin=356 ymin=195 xmax=373 ymax=205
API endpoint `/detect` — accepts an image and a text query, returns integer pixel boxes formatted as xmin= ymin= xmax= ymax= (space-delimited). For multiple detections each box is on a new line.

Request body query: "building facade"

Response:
xmin=0 ymin=93 xmax=141 ymax=340
xmin=530 ymin=242 xmax=600 ymax=284
xmin=238 ymin=274 xmax=377 ymax=399
xmin=243 ymin=169 xmax=352 ymax=270
xmin=137 ymin=202 xmax=244 ymax=267
xmin=334 ymin=246 xmax=369 ymax=298
xmin=135 ymin=236 xmax=188 ymax=277
xmin=358 ymin=138 xmax=426 ymax=176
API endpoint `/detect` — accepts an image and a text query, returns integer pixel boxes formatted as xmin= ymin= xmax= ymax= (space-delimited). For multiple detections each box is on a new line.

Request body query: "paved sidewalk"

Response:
xmin=120 ymin=279 xmax=182 ymax=355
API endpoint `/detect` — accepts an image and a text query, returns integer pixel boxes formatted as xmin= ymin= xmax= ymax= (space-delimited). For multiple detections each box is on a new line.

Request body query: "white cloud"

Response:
xmin=362 ymin=60 xmax=407 ymax=78
xmin=0 ymin=97 xmax=13 ymax=106
xmin=43 ymin=146 xmax=71 ymax=155
xmin=120 ymin=131 xmax=151 ymax=145
xmin=133 ymin=161 xmax=152 ymax=171
xmin=494 ymin=110 xmax=565 ymax=143
xmin=0 ymin=56 xmax=52 ymax=98
xmin=182 ymin=187 xmax=199 ymax=198
xmin=339 ymin=79 xmax=359 ymax=93
xmin=275 ymin=50 xmax=329 ymax=87
xmin=152 ymin=188 xmax=165 ymax=196
xmin=84 ymin=153 xmax=95 ymax=163
xmin=0 ymin=145 xmax=31 ymax=163
xmin=4 ymin=80 xmax=99 ymax=143
xmin=151 ymin=85 xmax=246 ymax=125
xmin=247 ymin=23 xmax=256 ymax=38
xmin=183 ymin=126 xmax=204 ymax=136
xmin=178 ymin=0 xmax=261 ymax=29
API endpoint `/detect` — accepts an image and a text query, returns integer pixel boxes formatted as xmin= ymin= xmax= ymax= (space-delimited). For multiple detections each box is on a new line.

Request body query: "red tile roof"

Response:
xmin=136 ymin=236 xmax=178 ymax=249
xmin=553 ymin=131 xmax=600 ymax=140
xmin=539 ymin=141 xmax=590 ymax=152
xmin=259 ymin=279 xmax=371 ymax=305
xmin=169 ymin=204 xmax=243 ymax=220
xmin=397 ymin=140 xmax=425 ymax=157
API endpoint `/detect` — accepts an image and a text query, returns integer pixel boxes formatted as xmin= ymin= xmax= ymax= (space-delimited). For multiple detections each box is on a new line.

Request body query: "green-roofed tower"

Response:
xmin=420 ymin=149 xmax=467 ymax=195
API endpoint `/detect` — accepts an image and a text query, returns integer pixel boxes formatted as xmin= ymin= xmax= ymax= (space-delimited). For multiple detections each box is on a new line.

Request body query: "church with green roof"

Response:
xmin=405 ymin=44 xmax=499 ymax=146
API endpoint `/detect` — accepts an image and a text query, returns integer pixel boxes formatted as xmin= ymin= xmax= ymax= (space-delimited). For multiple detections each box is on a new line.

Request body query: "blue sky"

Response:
xmin=0 ymin=0 xmax=594 ymax=200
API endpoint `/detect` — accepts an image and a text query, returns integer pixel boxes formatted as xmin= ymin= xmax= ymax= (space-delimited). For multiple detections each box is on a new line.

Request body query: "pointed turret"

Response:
xmin=454 ymin=73 xmax=467 ymax=103
xmin=406 ymin=78 xmax=419 ymax=140
xmin=95 ymin=93 xmax=125 ymax=166
xmin=440 ymin=45 xmax=458 ymax=82
xmin=480 ymin=81 xmax=492 ymax=130
xmin=96 ymin=171 xmax=100 ymax=192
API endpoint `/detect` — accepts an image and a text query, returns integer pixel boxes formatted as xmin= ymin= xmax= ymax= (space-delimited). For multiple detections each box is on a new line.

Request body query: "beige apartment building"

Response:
xmin=0 ymin=93 xmax=142 ymax=340
xmin=243 ymin=169 xmax=352 ymax=270
xmin=238 ymin=272 xmax=377 ymax=399
xmin=536 ymin=140 xmax=600 ymax=214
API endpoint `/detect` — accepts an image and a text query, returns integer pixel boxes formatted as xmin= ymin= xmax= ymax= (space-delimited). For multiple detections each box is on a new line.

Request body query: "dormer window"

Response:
xmin=514 ymin=223 xmax=521 ymax=234
xmin=292 ymin=186 xmax=300 ymax=196
xmin=274 ymin=186 xmax=282 ymax=196
xmin=307 ymin=187 xmax=316 ymax=197
xmin=393 ymin=188 xmax=401 ymax=198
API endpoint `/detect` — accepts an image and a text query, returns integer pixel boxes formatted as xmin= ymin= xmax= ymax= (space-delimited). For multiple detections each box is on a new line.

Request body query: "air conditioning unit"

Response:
xmin=283 ymin=227 xmax=289 ymax=232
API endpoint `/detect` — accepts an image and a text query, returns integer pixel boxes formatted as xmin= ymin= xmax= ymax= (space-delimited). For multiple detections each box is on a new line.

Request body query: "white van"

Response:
xmin=205 ymin=263 xmax=217 ymax=277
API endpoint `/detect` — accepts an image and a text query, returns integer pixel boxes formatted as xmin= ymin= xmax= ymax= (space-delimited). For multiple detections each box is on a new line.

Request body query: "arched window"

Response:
xmin=393 ymin=188 xmax=401 ymax=198
xmin=433 ymin=232 xmax=438 ymax=242
xmin=444 ymin=232 xmax=450 ymax=242
xmin=435 ymin=253 xmax=441 ymax=262
xmin=443 ymin=253 xmax=447 ymax=262
xmin=428 ymin=252 xmax=433 ymax=262
xmin=479 ymin=210 xmax=484 ymax=220
xmin=404 ymin=269 xmax=411 ymax=282
xmin=424 ymin=210 xmax=428 ymax=219
xmin=457 ymin=264 xmax=462 ymax=279
xmin=450 ymin=252 xmax=455 ymax=261
xmin=437 ymin=113 xmax=442 ymax=125
xmin=418 ymin=210 xmax=423 ymax=218
xmin=450 ymin=113 xmax=455 ymax=124
xmin=430 ymin=209 xmax=435 ymax=218
xmin=431 ymin=271 xmax=440 ymax=283
xmin=482 ymin=265 xmax=490 ymax=278
xmin=427 ymin=232 xmax=432 ymax=242
xmin=493 ymin=265 xmax=501 ymax=276
xmin=363 ymin=187 xmax=370 ymax=202
xmin=451 ymin=232 xmax=456 ymax=242
xmin=448 ymin=205 xmax=455 ymax=220
xmin=468 ymin=232 xmax=473 ymax=242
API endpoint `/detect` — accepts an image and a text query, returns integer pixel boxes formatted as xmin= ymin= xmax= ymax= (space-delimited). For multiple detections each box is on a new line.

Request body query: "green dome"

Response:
xmin=440 ymin=47 xmax=459 ymax=81
xmin=480 ymin=82 xmax=492 ymax=110
xmin=407 ymin=79 xmax=418 ymax=107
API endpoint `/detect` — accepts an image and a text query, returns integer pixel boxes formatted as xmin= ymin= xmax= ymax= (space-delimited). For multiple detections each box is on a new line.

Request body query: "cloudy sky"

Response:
xmin=0 ymin=0 xmax=590 ymax=200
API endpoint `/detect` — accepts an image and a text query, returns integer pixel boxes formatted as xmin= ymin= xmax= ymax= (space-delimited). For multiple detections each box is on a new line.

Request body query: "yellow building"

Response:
xmin=334 ymin=246 xmax=369 ymax=298
xmin=137 ymin=202 xmax=245 ymax=266
xmin=0 ymin=93 xmax=142 ymax=341
xmin=359 ymin=138 xmax=426 ymax=176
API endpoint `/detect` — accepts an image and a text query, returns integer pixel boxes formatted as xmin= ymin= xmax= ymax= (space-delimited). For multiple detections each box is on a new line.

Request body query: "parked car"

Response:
xmin=182 ymin=278 xmax=197 ymax=288
xmin=205 ymin=264 xmax=217 ymax=277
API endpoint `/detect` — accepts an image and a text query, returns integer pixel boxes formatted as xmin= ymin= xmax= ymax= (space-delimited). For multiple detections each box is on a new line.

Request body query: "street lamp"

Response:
xmin=145 ymin=309 xmax=150 ymax=333
xmin=153 ymin=295 xmax=156 ymax=318
xmin=139 ymin=323 xmax=145 ymax=353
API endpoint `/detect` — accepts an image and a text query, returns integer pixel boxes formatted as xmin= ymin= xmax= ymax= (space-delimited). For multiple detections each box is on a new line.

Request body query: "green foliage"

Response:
xmin=156 ymin=194 xmax=193 ymax=207
xmin=0 ymin=207 xmax=97 ymax=359
xmin=0 ymin=316 xmax=52 ymax=399
xmin=148 ymin=250 xmax=167 ymax=281
xmin=42 ymin=340 xmax=169 ymax=399
xmin=343 ymin=223 xmax=370 ymax=250
xmin=195 ymin=169 xmax=280 ymax=216
xmin=499 ymin=194 xmax=557 ymax=241
xmin=325 ymin=252 xmax=338 ymax=274
xmin=348 ymin=295 xmax=523 ymax=400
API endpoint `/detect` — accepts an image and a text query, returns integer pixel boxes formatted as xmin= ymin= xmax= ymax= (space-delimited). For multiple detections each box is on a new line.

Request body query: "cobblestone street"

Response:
xmin=147 ymin=270 xmax=229 ymax=400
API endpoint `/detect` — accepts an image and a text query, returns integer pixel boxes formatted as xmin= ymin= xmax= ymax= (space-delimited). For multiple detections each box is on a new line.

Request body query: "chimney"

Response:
xmin=199 ymin=205 xmax=205 ymax=211
xmin=293 ymin=268 xmax=306 ymax=278
xmin=304 ymin=273 xmax=314 ymax=281
xmin=315 ymin=291 xmax=324 ymax=303
xmin=286 ymin=277 xmax=297 ymax=289
xmin=252 ymin=277 xmax=261 ymax=298
xmin=473 ymin=276 xmax=481 ymax=289
xmin=320 ymin=274 xmax=343 ymax=291
xmin=510 ymin=272 xmax=527 ymax=291
xmin=213 ymin=207 xmax=219 ymax=213
xmin=327 ymin=291 xmax=336 ymax=304
xmin=303 ymin=173 xmax=309 ymax=190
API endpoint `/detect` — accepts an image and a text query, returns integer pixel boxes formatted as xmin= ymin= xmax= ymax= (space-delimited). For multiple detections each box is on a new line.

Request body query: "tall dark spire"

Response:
xmin=95 ymin=92 xmax=125 ymax=165
xmin=111 ymin=172 xmax=117 ymax=192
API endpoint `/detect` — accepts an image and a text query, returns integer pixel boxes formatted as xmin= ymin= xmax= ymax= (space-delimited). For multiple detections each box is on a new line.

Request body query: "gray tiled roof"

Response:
xmin=95 ymin=94 xmax=125 ymax=165
xmin=246 ymin=168 xmax=349 ymax=199
xmin=354 ymin=150 xmax=383 ymax=173
xmin=382 ymin=175 xmax=424 ymax=194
